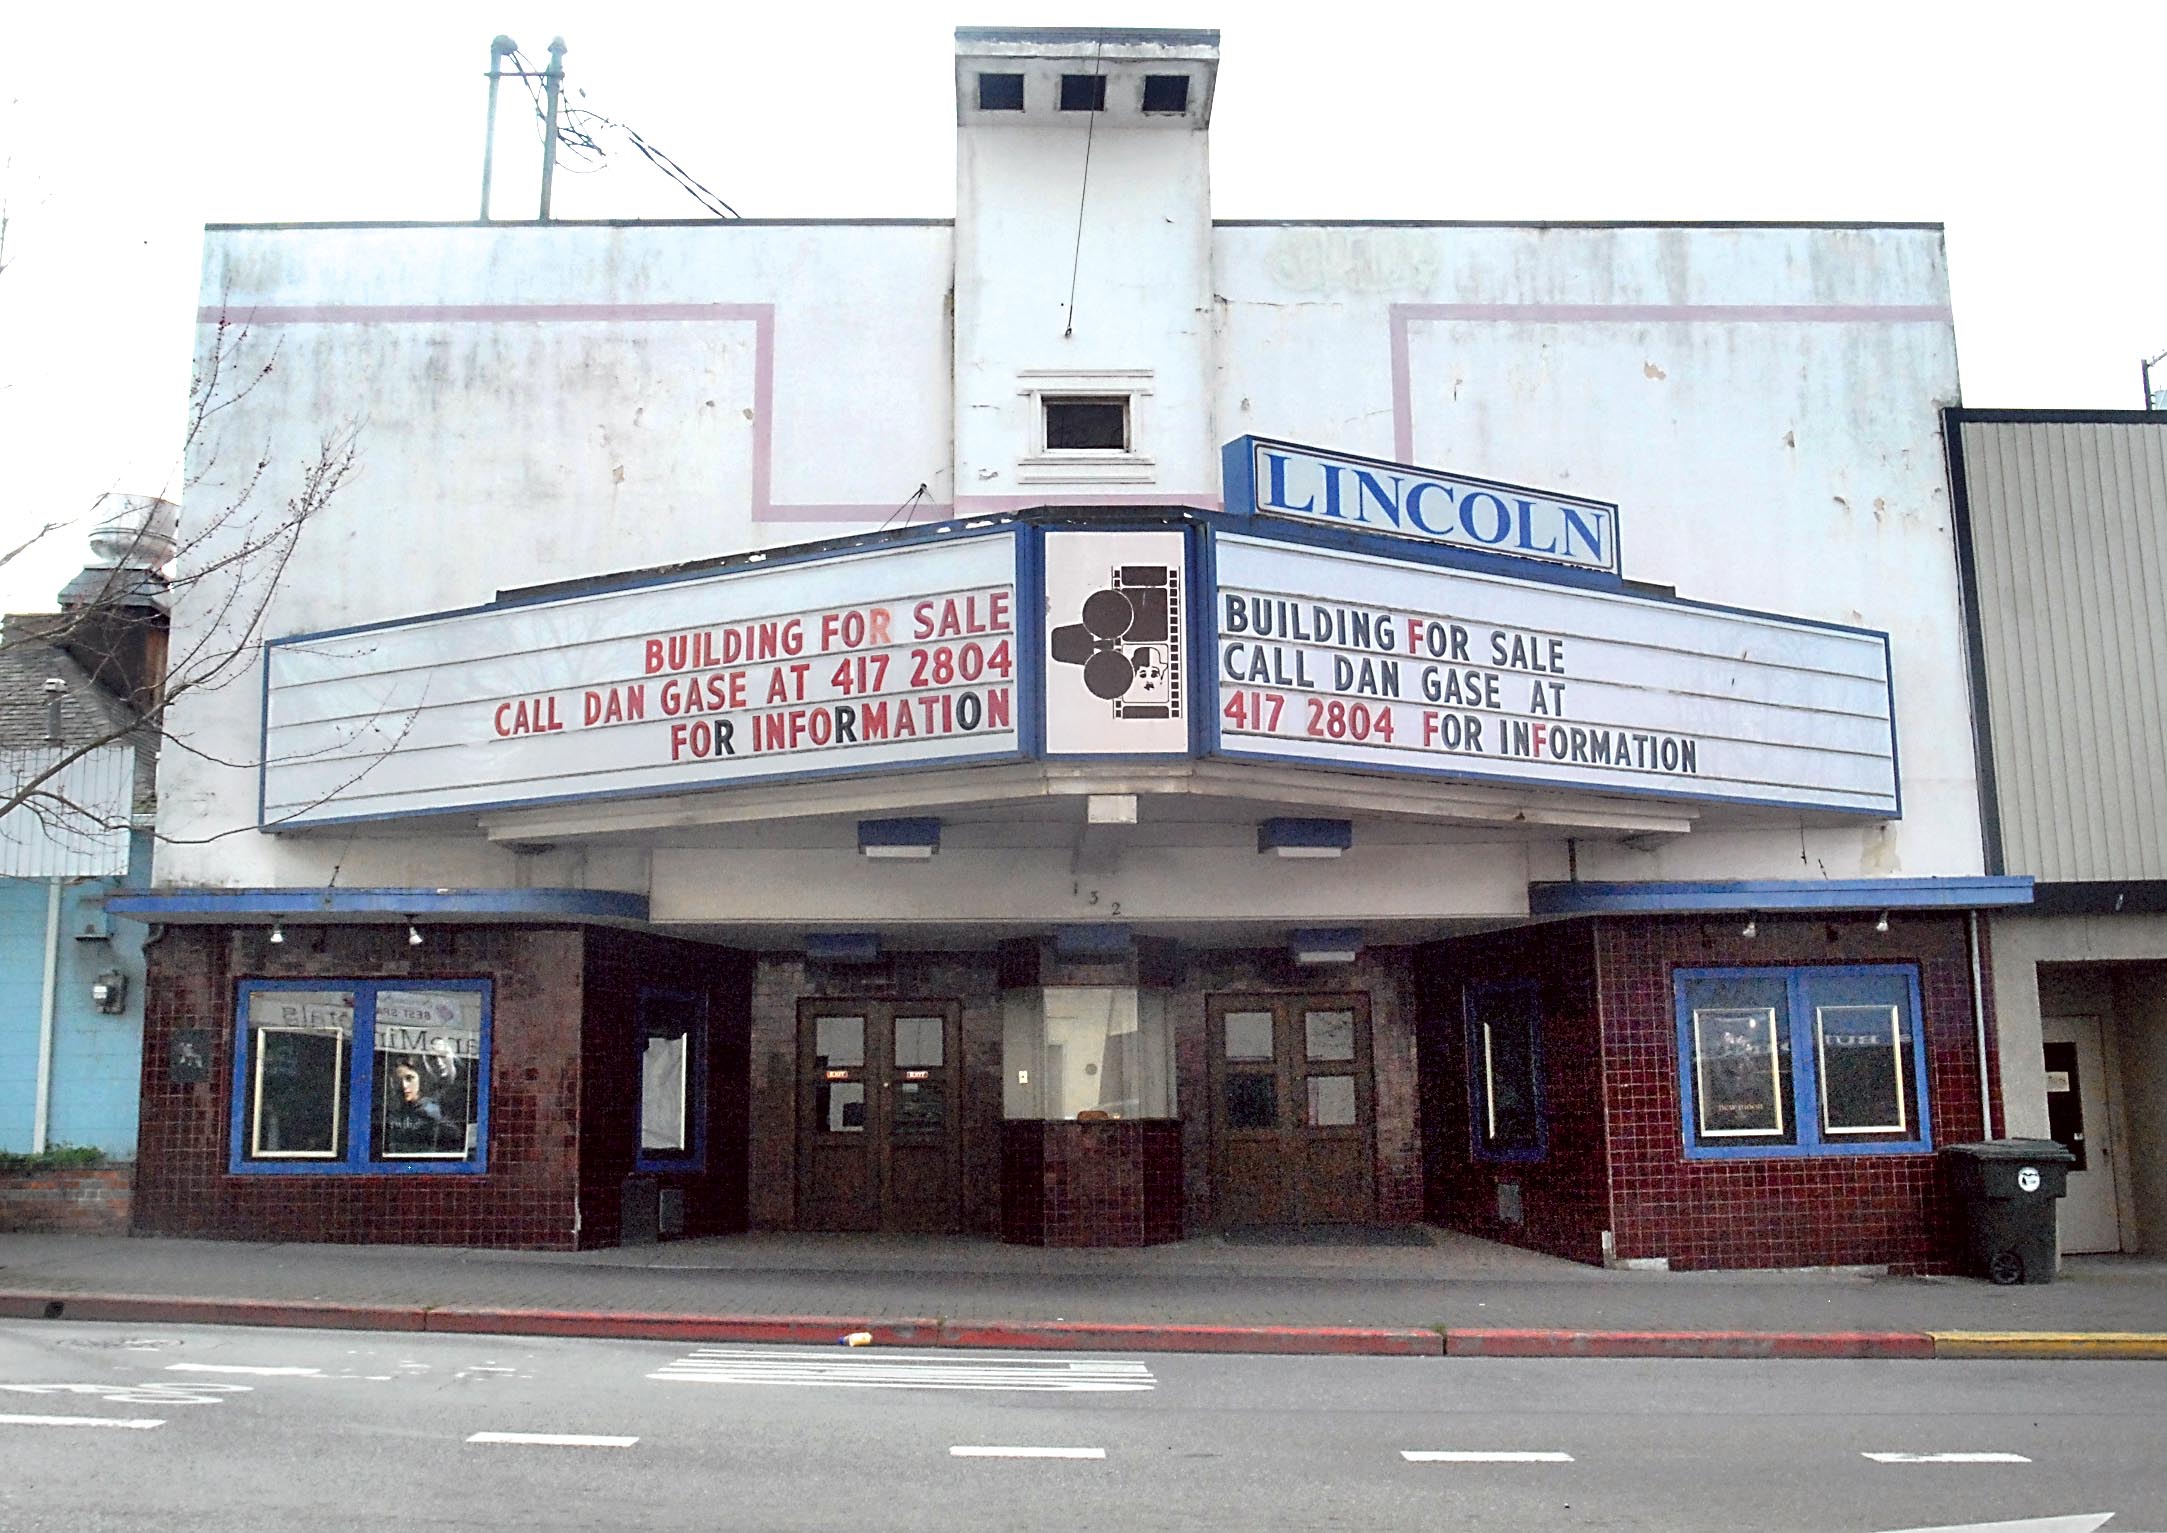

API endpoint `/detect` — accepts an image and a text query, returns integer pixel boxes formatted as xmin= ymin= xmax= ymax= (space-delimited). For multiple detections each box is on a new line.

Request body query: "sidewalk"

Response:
xmin=4 ymin=1227 xmax=2165 ymax=1358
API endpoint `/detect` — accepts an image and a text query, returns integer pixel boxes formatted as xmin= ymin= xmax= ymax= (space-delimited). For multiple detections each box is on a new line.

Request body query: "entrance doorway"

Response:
xmin=797 ymin=1000 xmax=962 ymax=1233
xmin=1209 ymin=993 xmax=1376 ymax=1226
xmin=2043 ymin=1015 xmax=2124 ymax=1253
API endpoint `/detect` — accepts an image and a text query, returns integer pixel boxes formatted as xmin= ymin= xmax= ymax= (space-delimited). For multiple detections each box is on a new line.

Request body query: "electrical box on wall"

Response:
xmin=91 ymin=969 xmax=129 ymax=1013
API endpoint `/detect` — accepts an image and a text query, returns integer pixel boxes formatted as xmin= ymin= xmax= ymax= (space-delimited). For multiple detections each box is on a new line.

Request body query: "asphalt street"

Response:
xmin=2 ymin=1321 xmax=2163 ymax=1532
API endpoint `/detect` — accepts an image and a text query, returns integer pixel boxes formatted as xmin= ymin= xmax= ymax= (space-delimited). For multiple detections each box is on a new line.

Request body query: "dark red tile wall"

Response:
xmin=999 ymin=1120 xmax=1183 ymax=1246
xmin=1595 ymin=912 xmax=1997 ymax=1273
xmin=1418 ymin=923 xmax=1611 ymax=1264
xmin=134 ymin=924 xmax=590 ymax=1248
xmin=576 ymin=930 xmax=754 ymax=1247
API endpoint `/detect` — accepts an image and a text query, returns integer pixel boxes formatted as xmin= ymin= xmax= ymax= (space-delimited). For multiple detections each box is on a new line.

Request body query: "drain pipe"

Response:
xmin=1968 ymin=910 xmax=1993 ymax=1139
xmin=33 ymin=877 xmax=62 ymax=1151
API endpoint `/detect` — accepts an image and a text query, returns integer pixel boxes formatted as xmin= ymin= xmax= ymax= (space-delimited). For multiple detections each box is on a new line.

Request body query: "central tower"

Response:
xmin=951 ymin=27 xmax=1221 ymax=510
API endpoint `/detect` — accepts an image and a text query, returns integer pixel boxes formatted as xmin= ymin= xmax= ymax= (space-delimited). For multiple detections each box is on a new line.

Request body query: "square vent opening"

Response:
xmin=977 ymin=73 xmax=1024 ymax=111
xmin=1059 ymin=74 xmax=1108 ymax=112
xmin=1141 ymin=75 xmax=1190 ymax=113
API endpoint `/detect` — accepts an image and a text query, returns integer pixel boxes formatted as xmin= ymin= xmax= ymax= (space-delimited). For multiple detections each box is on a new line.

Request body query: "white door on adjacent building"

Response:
xmin=2041 ymin=1016 xmax=2123 ymax=1254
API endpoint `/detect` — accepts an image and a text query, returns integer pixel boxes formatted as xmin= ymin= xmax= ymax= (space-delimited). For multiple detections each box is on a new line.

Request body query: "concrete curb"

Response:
xmin=1929 ymin=1331 xmax=2167 ymax=1360
xmin=6 ymin=1293 xmax=2164 ymax=1359
xmin=0 ymin=1292 xmax=1439 ymax=1356
xmin=1446 ymin=1329 xmax=1934 ymax=1360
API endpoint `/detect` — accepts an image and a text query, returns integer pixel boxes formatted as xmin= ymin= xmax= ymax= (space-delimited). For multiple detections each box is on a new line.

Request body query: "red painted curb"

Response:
xmin=937 ymin=1321 xmax=1443 ymax=1356
xmin=1 ymin=1294 xmax=1942 ymax=1360
xmin=422 ymin=1309 xmax=946 ymax=1347
xmin=1445 ymin=1328 xmax=1934 ymax=1359
xmin=0 ymin=1291 xmax=427 ymax=1333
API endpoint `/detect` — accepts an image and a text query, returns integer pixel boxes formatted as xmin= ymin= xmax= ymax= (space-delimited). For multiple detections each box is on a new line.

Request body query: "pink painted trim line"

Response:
xmin=197 ymin=303 xmax=769 ymax=325
xmin=957 ymin=493 xmax=1223 ymax=514
xmin=1388 ymin=299 xmax=1955 ymax=462
xmin=201 ymin=302 xmax=802 ymax=525
xmin=1392 ymin=303 xmax=1953 ymax=325
xmin=195 ymin=303 xmax=1225 ymax=528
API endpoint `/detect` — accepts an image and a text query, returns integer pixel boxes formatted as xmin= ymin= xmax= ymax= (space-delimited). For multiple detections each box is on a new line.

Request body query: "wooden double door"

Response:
xmin=796 ymin=1000 xmax=962 ymax=1233
xmin=1209 ymin=993 xmax=1376 ymax=1227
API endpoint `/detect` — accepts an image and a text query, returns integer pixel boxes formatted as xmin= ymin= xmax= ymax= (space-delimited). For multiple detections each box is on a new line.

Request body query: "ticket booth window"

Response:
xmin=1002 ymin=987 xmax=1176 ymax=1120
xmin=636 ymin=989 xmax=707 ymax=1171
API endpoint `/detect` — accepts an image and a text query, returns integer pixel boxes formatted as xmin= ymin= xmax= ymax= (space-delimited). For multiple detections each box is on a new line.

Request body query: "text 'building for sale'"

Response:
xmin=115 ymin=28 xmax=2032 ymax=1268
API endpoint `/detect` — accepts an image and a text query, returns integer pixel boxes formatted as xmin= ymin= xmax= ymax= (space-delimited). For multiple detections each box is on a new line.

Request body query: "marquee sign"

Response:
xmin=259 ymin=489 xmax=1902 ymax=829
xmin=1222 ymin=436 xmax=1621 ymax=578
xmin=1208 ymin=533 xmax=1897 ymax=815
xmin=260 ymin=531 xmax=1023 ymax=827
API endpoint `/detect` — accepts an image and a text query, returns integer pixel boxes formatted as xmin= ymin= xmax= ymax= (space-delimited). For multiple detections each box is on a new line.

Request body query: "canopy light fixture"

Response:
xmin=1258 ymin=817 xmax=1352 ymax=859
xmin=859 ymin=816 xmax=941 ymax=860
xmin=1875 ymin=910 xmax=1891 ymax=934
xmin=407 ymin=923 xmax=425 ymax=947
xmin=268 ymin=923 xmax=285 ymax=945
xmin=1740 ymin=916 xmax=1758 ymax=939
xmin=1290 ymin=927 xmax=1363 ymax=965
xmin=1054 ymin=924 xmax=1133 ymax=960
xmin=806 ymin=932 xmax=881 ymax=964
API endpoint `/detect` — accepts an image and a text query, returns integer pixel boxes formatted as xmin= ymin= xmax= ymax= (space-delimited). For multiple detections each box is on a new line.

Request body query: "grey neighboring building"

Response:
xmin=1946 ymin=408 xmax=2167 ymax=1257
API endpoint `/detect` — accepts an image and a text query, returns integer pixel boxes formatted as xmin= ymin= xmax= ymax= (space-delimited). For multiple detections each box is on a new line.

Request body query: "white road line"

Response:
xmin=1402 ymin=1450 xmax=1575 ymax=1464
xmin=951 ymin=1446 xmax=1107 ymax=1460
xmin=466 ymin=1432 xmax=639 ymax=1447
xmin=0 ymin=1414 xmax=165 ymax=1430
xmin=1863 ymin=1452 xmax=2032 ymax=1464
xmin=166 ymin=1363 xmax=322 ymax=1377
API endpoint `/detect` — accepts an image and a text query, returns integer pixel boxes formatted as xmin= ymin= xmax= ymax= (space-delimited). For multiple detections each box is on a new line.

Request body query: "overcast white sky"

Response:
xmin=4 ymin=0 xmax=2163 ymax=611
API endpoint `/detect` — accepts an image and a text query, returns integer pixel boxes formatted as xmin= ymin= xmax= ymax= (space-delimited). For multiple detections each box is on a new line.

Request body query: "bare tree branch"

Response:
xmin=1 ymin=305 xmax=374 ymax=838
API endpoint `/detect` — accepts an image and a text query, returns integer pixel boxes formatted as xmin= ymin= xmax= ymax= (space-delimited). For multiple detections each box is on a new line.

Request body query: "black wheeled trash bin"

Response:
xmin=1941 ymin=1139 xmax=2075 ymax=1285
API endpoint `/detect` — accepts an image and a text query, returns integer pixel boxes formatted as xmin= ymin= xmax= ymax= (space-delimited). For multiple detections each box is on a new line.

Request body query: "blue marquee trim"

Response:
xmin=1528 ymin=877 xmax=2033 ymax=916
xmin=109 ymin=886 xmax=652 ymax=924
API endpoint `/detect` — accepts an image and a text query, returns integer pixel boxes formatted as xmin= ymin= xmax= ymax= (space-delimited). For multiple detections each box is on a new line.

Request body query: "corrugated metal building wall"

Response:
xmin=1950 ymin=413 xmax=2167 ymax=882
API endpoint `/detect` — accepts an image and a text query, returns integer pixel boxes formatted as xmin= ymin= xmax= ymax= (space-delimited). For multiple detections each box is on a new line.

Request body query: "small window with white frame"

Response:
xmin=636 ymin=988 xmax=707 ymax=1170
xmin=1015 ymin=369 xmax=1155 ymax=485
xmin=1043 ymin=396 xmax=1128 ymax=452
xmin=1675 ymin=966 xmax=1927 ymax=1159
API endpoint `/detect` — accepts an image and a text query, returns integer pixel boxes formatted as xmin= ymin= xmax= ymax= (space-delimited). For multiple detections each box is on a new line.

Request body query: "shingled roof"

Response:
xmin=1 ymin=613 xmax=159 ymax=819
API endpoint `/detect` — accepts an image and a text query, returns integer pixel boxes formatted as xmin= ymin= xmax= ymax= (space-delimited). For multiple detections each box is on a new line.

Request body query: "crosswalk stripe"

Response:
xmin=467 ymin=1432 xmax=639 ymax=1447
xmin=648 ymin=1348 xmax=1155 ymax=1393
xmin=951 ymin=1446 xmax=1107 ymax=1459
xmin=0 ymin=1414 xmax=165 ymax=1430
xmin=1402 ymin=1450 xmax=1575 ymax=1463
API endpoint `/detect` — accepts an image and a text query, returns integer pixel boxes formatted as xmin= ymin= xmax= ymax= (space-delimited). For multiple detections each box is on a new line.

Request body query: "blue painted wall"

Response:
xmin=0 ymin=834 xmax=148 ymax=1157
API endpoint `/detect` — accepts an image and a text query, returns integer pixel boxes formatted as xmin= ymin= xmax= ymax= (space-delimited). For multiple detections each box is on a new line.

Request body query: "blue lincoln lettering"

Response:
xmin=1230 ymin=438 xmax=1620 ymax=577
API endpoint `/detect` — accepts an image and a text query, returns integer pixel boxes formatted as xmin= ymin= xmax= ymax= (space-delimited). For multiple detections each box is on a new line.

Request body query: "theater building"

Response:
xmin=118 ymin=28 xmax=2029 ymax=1268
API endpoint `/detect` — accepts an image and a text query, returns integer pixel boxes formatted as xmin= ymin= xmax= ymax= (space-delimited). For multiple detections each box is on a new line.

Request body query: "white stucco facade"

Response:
xmin=154 ymin=29 xmax=1978 ymax=937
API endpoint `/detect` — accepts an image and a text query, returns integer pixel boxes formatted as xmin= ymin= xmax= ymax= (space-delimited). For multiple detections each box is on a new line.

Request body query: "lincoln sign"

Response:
xmin=1222 ymin=436 xmax=1621 ymax=577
